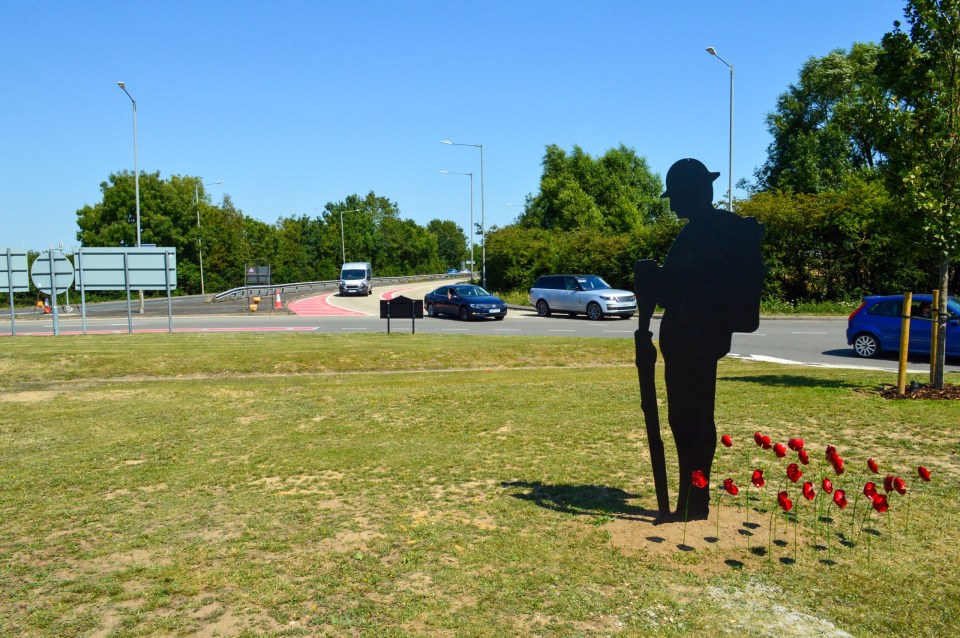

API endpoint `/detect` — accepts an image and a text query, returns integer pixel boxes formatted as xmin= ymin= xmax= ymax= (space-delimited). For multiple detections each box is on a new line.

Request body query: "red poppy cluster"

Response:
xmin=719 ymin=433 xmax=935 ymax=534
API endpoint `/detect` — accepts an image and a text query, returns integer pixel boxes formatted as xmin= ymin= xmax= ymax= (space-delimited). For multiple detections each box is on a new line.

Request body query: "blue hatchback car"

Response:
xmin=846 ymin=294 xmax=960 ymax=358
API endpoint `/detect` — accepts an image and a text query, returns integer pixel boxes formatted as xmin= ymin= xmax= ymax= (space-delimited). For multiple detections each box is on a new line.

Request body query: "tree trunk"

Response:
xmin=934 ymin=254 xmax=950 ymax=388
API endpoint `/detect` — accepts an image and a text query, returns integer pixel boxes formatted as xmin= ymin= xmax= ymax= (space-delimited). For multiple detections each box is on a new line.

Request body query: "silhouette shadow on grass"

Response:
xmin=721 ymin=374 xmax=860 ymax=390
xmin=501 ymin=481 xmax=659 ymax=524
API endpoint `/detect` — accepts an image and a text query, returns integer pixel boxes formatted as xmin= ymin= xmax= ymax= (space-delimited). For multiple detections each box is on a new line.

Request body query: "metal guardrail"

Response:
xmin=212 ymin=272 xmax=475 ymax=302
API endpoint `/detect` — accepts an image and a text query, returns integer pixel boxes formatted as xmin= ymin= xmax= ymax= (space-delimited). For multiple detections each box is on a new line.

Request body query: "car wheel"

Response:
xmin=426 ymin=303 xmax=436 ymax=317
xmin=853 ymin=333 xmax=881 ymax=358
xmin=459 ymin=306 xmax=470 ymax=321
xmin=536 ymin=299 xmax=551 ymax=317
xmin=586 ymin=302 xmax=603 ymax=321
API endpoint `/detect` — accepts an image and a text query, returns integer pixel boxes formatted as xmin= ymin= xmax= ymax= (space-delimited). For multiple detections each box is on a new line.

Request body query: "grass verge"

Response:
xmin=1 ymin=332 xmax=957 ymax=637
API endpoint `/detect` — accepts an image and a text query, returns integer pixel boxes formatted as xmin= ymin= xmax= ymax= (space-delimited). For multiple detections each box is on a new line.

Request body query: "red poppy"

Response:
xmin=883 ymin=475 xmax=895 ymax=493
xmin=754 ymin=432 xmax=764 ymax=446
xmin=863 ymin=482 xmax=877 ymax=498
xmin=825 ymin=444 xmax=837 ymax=460
xmin=868 ymin=458 xmax=880 ymax=474
xmin=721 ymin=434 xmax=733 ymax=448
xmin=788 ymin=437 xmax=805 ymax=452
xmin=761 ymin=435 xmax=772 ymax=450
xmin=692 ymin=470 xmax=708 ymax=489
xmin=893 ymin=477 xmax=907 ymax=495
xmin=798 ymin=449 xmax=810 ymax=465
xmin=787 ymin=463 xmax=802 ymax=483
xmin=822 ymin=478 xmax=833 ymax=494
xmin=723 ymin=478 xmax=739 ymax=495
xmin=802 ymin=481 xmax=816 ymax=501
xmin=918 ymin=466 xmax=932 ymax=482
xmin=831 ymin=455 xmax=845 ymax=475
xmin=833 ymin=490 xmax=848 ymax=508
xmin=751 ymin=469 xmax=765 ymax=488
xmin=774 ymin=442 xmax=787 ymax=458
xmin=778 ymin=491 xmax=793 ymax=511
xmin=872 ymin=493 xmax=889 ymax=513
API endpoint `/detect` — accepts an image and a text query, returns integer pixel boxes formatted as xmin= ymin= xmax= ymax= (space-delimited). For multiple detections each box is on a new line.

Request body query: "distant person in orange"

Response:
xmin=635 ymin=159 xmax=765 ymax=520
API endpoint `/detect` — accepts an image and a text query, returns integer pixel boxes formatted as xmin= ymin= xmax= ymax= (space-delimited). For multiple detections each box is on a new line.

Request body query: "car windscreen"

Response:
xmin=576 ymin=276 xmax=610 ymax=291
xmin=341 ymin=270 xmax=366 ymax=279
xmin=458 ymin=286 xmax=490 ymax=297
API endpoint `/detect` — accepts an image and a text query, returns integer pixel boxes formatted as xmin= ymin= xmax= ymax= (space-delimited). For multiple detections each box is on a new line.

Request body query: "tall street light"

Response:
xmin=339 ymin=209 xmax=363 ymax=264
xmin=706 ymin=47 xmax=734 ymax=214
xmin=441 ymin=140 xmax=485 ymax=288
xmin=194 ymin=180 xmax=223 ymax=296
xmin=440 ymin=170 xmax=474 ymax=276
xmin=117 ymin=81 xmax=144 ymax=312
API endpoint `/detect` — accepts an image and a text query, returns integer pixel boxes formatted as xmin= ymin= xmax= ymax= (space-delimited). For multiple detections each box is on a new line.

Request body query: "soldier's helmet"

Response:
xmin=660 ymin=159 xmax=720 ymax=200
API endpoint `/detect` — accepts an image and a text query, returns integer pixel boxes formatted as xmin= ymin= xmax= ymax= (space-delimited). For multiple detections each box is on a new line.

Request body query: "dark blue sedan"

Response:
xmin=847 ymin=294 xmax=960 ymax=358
xmin=423 ymin=284 xmax=507 ymax=321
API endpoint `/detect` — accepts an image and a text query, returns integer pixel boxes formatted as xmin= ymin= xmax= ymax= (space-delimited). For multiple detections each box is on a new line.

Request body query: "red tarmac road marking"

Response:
xmin=380 ymin=288 xmax=413 ymax=301
xmin=289 ymin=293 xmax=370 ymax=316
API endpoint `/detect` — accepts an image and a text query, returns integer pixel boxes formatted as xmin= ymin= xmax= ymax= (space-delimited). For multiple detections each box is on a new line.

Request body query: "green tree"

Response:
xmin=756 ymin=43 xmax=890 ymax=193
xmin=427 ymin=219 xmax=467 ymax=269
xmin=76 ymin=171 xmax=220 ymax=294
xmin=518 ymin=144 xmax=668 ymax=232
xmin=200 ymin=194 xmax=251 ymax=292
xmin=878 ymin=0 xmax=960 ymax=386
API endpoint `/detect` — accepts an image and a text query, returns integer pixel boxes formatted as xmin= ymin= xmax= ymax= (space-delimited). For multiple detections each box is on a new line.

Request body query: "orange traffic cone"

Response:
xmin=275 ymin=290 xmax=282 ymax=309
xmin=43 ymin=298 xmax=52 ymax=314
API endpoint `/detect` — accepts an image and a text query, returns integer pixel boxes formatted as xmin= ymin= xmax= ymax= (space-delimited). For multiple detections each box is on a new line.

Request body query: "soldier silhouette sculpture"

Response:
xmin=635 ymin=159 xmax=764 ymax=521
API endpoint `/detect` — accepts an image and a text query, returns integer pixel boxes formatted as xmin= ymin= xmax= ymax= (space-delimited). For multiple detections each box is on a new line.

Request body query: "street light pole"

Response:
xmin=706 ymin=47 xmax=734 ymax=214
xmin=441 ymin=140 xmax=485 ymax=288
xmin=194 ymin=180 xmax=223 ymax=296
xmin=440 ymin=170 xmax=474 ymax=276
xmin=117 ymin=81 xmax=144 ymax=312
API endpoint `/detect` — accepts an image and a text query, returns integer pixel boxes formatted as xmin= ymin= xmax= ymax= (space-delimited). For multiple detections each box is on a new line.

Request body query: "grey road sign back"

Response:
xmin=1 ymin=249 xmax=29 ymax=292
xmin=74 ymin=247 xmax=177 ymax=291
xmin=30 ymin=251 xmax=75 ymax=295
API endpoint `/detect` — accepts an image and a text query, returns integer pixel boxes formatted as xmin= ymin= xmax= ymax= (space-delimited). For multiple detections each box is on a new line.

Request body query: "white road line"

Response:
xmin=548 ymin=329 xmax=576 ymax=332
xmin=494 ymin=328 xmax=521 ymax=332
xmin=443 ymin=328 xmax=469 ymax=332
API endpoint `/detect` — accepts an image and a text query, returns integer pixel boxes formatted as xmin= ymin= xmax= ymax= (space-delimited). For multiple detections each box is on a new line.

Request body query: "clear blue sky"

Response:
xmin=1 ymin=0 xmax=906 ymax=253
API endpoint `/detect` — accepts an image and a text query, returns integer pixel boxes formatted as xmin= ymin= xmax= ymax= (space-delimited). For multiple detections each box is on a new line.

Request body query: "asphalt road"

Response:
xmin=3 ymin=279 xmax=957 ymax=377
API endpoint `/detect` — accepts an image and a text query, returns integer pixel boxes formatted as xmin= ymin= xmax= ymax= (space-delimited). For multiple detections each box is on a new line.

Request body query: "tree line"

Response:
xmin=67 ymin=174 xmax=471 ymax=296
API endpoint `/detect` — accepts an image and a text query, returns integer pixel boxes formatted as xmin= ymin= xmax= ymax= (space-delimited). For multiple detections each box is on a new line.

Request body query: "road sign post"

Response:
xmin=30 ymin=250 xmax=74 ymax=336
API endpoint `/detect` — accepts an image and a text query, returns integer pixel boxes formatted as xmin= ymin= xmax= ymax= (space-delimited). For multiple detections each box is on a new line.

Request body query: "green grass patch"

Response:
xmin=1 ymin=332 xmax=957 ymax=636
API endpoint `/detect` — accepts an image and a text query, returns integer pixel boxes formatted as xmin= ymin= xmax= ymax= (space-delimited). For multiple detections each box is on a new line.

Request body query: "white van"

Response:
xmin=339 ymin=262 xmax=373 ymax=296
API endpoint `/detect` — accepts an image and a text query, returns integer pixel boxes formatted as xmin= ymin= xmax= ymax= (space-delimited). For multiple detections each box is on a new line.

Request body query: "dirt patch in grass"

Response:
xmin=0 ymin=390 xmax=59 ymax=402
xmin=607 ymin=506 xmax=817 ymax=575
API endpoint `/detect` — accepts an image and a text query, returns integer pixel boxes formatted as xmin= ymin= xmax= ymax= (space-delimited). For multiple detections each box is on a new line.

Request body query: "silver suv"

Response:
xmin=529 ymin=274 xmax=637 ymax=320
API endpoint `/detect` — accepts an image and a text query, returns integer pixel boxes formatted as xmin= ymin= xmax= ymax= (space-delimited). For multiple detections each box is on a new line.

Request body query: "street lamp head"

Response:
xmin=440 ymin=170 xmax=449 ymax=173
xmin=706 ymin=47 xmax=717 ymax=56
xmin=117 ymin=81 xmax=126 ymax=89
xmin=440 ymin=140 xmax=453 ymax=145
